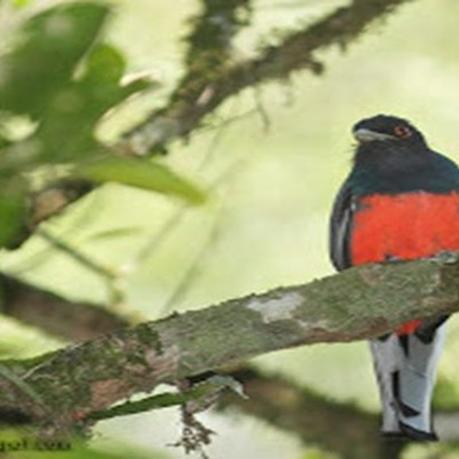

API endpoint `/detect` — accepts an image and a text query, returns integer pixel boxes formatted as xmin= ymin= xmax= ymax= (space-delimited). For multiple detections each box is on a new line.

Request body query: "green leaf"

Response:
xmin=28 ymin=42 xmax=149 ymax=164
xmin=0 ymin=134 xmax=12 ymax=149
xmin=84 ymin=43 xmax=126 ymax=85
xmin=0 ymin=193 xmax=26 ymax=248
xmin=75 ymin=157 xmax=207 ymax=204
xmin=0 ymin=2 xmax=110 ymax=117
xmin=89 ymin=381 xmax=221 ymax=421
xmin=0 ymin=4 xmax=151 ymax=166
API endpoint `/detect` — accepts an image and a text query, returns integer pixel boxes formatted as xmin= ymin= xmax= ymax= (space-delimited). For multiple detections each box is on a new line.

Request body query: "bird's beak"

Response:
xmin=353 ymin=128 xmax=396 ymax=143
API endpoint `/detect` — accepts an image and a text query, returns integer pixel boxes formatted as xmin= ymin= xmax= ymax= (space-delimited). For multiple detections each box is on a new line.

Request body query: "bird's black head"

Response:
xmin=352 ymin=114 xmax=427 ymax=148
xmin=348 ymin=114 xmax=459 ymax=195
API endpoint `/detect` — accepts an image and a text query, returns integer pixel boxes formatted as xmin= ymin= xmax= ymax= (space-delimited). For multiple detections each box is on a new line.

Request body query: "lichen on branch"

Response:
xmin=0 ymin=255 xmax=457 ymax=434
xmin=123 ymin=0 xmax=414 ymax=155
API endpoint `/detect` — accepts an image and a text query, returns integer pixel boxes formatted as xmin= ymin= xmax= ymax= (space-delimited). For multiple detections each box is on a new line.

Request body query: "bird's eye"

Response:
xmin=393 ymin=125 xmax=412 ymax=138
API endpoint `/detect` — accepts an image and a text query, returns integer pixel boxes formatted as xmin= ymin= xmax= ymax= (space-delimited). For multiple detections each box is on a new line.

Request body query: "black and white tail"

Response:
xmin=369 ymin=320 xmax=447 ymax=441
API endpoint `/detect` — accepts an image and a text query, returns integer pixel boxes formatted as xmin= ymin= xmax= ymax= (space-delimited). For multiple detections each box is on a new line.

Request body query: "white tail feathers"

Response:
xmin=369 ymin=322 xmax=446 ymax=441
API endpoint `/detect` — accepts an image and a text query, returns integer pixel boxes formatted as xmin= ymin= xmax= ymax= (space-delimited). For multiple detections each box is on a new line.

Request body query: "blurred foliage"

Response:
xmin=1 ymin=0 xmax=459 ymax=458
xmin=0 ymin=1 xmax=205 ymax=248
xmin=404 ymin=443 xmax=459 ymax=459
xmin=0 ymin=3 xmax=109 ymax=117
xmin=0 ymin=193 xmax=27 ymax=248
xmin=0 ymin=315 xmax=62 ymax=359
xmin=433 ymin=377 xmax=459 ymax=411
xmin=302 ymin=449 xmax=339 ymax=459
xmin=12 ymin=0 xmax=30 ymax=7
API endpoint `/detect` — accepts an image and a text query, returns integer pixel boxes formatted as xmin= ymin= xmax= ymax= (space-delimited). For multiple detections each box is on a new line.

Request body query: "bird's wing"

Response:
xmin=329 ymin=179 xmax=355 ymax=271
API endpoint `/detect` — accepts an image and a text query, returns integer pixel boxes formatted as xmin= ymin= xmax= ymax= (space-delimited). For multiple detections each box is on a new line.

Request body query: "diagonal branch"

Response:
xmin=220 ymin=368 xmax=459 ymax=459
xmin=183 ymin=0 xmax=252 ymax=71
xmin=123 ymin=0 xmax=414 ymax=155
xmin=3 ymin=274 xmax=459 ymax=456
xmin=0 ymin=274 xmax=127 ymax=342
xmin=220 ymin=367 xmax=402 ymax=459
xmin=19 ymin=0 xmax=415 ymax=242
xmin=0 ymin=256 xmax=458 ymax=433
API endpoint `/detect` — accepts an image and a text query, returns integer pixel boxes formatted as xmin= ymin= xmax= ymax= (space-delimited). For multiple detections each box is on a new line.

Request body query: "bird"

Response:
xmin=329 ymin=114 xmax=459 ymax=441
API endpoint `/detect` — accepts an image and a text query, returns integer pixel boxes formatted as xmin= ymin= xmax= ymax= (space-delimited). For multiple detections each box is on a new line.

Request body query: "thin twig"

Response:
xmin=36 ymin=227 xmax=117 ymax=281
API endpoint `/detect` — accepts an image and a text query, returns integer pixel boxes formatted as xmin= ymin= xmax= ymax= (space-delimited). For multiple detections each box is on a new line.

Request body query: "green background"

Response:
xmin=1 ymin=0 xmax=459 ymax=458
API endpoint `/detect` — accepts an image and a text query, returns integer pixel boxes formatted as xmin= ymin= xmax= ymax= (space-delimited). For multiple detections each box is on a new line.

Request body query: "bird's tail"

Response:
xmin=369 ymin=319 xmax=447 ymax=441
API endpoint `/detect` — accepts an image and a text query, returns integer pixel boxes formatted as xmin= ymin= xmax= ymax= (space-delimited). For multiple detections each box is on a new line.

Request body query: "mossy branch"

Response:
xmin=1 ymin=256 xmax=459 ymax=434
xmin=122 ymin=0 xmax=414 ymax=155
xmin=20 ymin=0 xmax=414 ymax=241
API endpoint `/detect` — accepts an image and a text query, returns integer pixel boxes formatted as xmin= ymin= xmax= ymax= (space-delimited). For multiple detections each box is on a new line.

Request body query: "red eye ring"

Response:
xmin=394 ymin=125 xmax=412 ymax=138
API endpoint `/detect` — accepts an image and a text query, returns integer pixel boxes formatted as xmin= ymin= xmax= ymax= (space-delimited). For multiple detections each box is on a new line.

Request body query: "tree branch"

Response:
xmin=0 ymin=275 xmax=126 ymax=342
xmin=183 ymin=0 xmax=252 ymax=71
xmin=1 ymin=256 xmax=458 ymax=433
xmin=17 ymin=0 xmax=415 ymax=242
xmin=122 ymin=0 xmax=414 ymax=155
xmin=18 ymin=1 xmax=253 ymax=242
xmin=220 ymin=367 xmax=402 ymax=459
xmin=220 ymin=368 xmax=459 ymax=459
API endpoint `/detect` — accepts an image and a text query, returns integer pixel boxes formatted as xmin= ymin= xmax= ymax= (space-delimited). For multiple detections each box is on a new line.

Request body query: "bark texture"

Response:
xmin=1 ymin=257 xmax=458 ymax=433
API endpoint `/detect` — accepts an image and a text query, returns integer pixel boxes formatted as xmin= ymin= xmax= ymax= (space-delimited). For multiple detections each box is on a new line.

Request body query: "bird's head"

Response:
xmin=352 ymin=115 xmax=427 ymax=148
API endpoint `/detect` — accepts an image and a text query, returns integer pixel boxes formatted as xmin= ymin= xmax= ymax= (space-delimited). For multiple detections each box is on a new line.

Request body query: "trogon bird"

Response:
xmin=329 ymin=114 xmax=459 ymax=441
